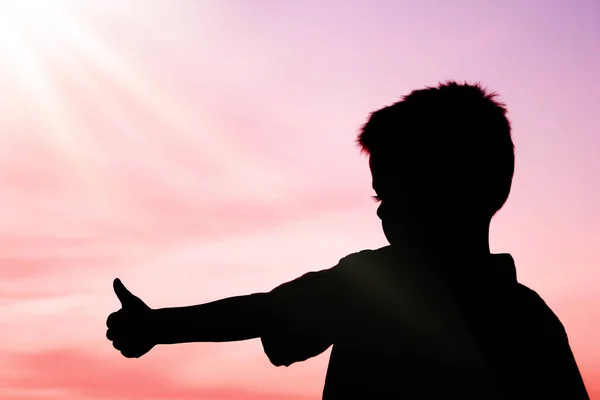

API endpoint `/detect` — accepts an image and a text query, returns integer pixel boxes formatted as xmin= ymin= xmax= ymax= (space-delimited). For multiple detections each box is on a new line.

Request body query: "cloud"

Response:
xmin=3 ymin=349 xmax=312 ymax=400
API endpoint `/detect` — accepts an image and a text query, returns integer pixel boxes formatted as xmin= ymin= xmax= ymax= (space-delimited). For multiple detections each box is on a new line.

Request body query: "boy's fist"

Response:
xmin=106 ymin=278 xmax=157 ymax=358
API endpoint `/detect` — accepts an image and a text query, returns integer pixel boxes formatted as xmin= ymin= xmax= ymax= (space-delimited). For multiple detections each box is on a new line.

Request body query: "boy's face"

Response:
xmin=369 ymin=154 xmax=438 ymax=246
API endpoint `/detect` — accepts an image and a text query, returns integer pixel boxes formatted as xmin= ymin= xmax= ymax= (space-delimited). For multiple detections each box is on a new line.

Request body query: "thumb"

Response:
xmin=113 ymin=278 xmax=139 ymax=307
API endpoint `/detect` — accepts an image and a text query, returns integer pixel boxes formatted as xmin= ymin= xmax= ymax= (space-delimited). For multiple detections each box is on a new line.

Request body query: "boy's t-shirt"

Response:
xmin=260 ymin=246 xmax=589 ymax=399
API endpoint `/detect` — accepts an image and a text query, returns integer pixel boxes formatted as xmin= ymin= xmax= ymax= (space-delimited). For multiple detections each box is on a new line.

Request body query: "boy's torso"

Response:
xmin=320 ymin=246 xmax=570 ymax=399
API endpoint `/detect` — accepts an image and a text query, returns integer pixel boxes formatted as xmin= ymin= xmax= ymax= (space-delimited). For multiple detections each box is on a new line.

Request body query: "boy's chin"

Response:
xmin=382 ymin=225 xmax=408 ymax=247
xmin=382 ymin=223 xmax=432 ymax=248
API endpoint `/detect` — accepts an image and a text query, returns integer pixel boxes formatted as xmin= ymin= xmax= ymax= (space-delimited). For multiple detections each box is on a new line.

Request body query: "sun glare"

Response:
xmin=0 ymin=0 xmax=126 ymax=198
xmin=0 ymin=0 xmax=283 ymax=200
xmin=0 ymin=1 xmax=66 ymax=31
xmin=0 ymin=0 xmax=70 ymax=60
xmin=0 ymin=0 xmax=76 ymax=102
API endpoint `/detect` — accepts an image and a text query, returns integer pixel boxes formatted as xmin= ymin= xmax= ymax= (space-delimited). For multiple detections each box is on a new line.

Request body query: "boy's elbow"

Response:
xmin=272 ymin=358 xmax=294 ymax=368
xmin=264 ymin=350 xmax=294 ymax=367
xmin=261 ymin=335 xmax=297 ymax=367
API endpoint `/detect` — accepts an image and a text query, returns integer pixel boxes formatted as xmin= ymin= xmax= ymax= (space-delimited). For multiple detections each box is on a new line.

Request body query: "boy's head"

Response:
xmin=356 ymin=81 xmax=515 ymax=245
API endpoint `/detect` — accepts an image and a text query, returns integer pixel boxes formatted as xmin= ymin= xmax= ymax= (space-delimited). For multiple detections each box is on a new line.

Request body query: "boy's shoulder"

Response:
xmin=338 ymin=245 xmax=393 ymax=265
xmin=332 ymin=245 xmax=402 ymax=279
xmin=513 ymin=282 xmax=566 ymax=332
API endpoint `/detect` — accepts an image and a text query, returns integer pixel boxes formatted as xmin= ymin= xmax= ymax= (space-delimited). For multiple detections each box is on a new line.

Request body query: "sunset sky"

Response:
xmin=1 ymin=0 xmax=599 ymax=398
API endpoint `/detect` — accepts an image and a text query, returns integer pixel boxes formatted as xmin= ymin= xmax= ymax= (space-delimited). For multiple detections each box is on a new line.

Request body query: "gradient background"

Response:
xmin=1 ymin=0 xmax=599 ymax=399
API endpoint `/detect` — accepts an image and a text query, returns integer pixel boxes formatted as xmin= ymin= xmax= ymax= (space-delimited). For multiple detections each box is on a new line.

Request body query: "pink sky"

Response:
xmin=1 ymin=0 xmax=599 ymax=398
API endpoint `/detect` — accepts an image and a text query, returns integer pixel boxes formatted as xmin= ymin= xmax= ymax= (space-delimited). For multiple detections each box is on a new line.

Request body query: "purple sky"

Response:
xmin=0 ymin=0 xmax=599 ymax=398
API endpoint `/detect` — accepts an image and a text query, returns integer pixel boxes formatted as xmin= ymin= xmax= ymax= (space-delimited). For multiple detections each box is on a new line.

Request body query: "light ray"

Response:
xmin=0 ymin=0 xmax=110 ymax=202
xmin=0 ymin=0 xmax=291 ymax=204
xmin=60 ymin=18 xmax=291 ymax=196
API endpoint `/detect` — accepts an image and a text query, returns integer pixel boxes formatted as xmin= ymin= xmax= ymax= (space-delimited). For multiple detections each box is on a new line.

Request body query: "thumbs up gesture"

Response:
xmin=106 ymin=278 xmax=157 ymax=358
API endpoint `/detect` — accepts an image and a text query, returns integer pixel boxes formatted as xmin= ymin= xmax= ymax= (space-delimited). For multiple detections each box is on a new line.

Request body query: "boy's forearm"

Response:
xmin=151 ymin=292 xmax=270 ymax=345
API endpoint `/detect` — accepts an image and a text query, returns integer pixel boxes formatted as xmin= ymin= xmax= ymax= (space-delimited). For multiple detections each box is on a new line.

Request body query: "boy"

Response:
xmin=106 ymin=81 xmax=590 ymax=399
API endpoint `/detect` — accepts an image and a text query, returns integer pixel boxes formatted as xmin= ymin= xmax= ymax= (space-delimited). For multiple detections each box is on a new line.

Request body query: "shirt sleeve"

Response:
xmin=260 ymin=251 xmax=370 ymax=367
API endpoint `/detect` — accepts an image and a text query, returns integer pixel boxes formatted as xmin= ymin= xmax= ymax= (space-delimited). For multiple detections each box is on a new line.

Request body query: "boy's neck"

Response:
xmin=390 ymin=220 xmax=492 ymax=264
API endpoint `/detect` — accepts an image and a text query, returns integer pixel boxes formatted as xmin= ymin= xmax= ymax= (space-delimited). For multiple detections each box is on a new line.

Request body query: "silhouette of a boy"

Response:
xmin=106 ymin=81 xmax=590 ymax=399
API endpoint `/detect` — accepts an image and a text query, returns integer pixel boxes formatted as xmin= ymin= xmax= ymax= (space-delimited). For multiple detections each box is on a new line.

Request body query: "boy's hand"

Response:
xmin=106 ymin=278 xmax=157 ymax=358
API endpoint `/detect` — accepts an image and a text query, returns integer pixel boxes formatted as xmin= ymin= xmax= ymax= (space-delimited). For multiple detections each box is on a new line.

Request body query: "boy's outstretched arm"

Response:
xmin=151 ymin=292 xmax=271 ymax=344
xmin=106 ymin=262 xmax=344 ymax=361
xmin=106 ymin=278 xmax=274 ymax=358
xmin=107 ymin=251 xmax=371 ymax=360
